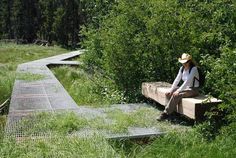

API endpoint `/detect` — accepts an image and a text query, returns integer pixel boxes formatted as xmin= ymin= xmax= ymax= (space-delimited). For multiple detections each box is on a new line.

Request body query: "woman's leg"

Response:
xmin=165 ymin=88 xmax=178 ymax=105
xmin=164 ymin=89 xmax=199 ymax=115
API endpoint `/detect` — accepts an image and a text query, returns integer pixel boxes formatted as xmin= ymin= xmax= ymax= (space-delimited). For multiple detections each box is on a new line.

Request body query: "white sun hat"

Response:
xmin=178 ymin=53 xmax=192 ymax=64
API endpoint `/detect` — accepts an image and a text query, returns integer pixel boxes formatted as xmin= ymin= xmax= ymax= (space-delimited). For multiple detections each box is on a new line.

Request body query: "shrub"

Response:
xmin=202 ymin=48 xmax=236 ymax=120
xmin=81 ymin=0 xmax=236 ymax=102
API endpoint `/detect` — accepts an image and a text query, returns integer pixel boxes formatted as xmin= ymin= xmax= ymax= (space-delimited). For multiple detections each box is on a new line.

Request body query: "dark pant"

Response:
xmin=164 ymin=88 xmax=199 ymax=114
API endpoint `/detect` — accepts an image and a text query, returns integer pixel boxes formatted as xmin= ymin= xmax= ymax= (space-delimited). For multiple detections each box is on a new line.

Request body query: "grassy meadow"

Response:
xmin=0 ymin=43 xmax=235 ymax=158
xmin=51 ymin=66 xmax=126 ymax=107
xmin=0 ymin=42 xmax=67 ymax=104
xmin=0 ymin=42 xmax=67 ymax=129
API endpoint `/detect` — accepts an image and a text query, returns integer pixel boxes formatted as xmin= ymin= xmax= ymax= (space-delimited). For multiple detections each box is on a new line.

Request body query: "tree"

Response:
xmin=0 ymin=0 xmax=14 ymax=39
xmin=0 ymin=0 xmax=3 ymax=38
xmin=38 ymin=0 xmax=56 ymax=43
xmin=13 ymin=0 xmax=40 ymax=43
xmin=53 ymin=0 xmax=86 ymax=48
xmin=53 ymin=6 xmax=67 ymax=46
xmin=81 ymin=0 xmax=236 ymax=101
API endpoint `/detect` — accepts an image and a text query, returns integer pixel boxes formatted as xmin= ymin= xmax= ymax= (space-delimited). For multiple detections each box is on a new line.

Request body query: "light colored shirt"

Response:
xmin=170 ymin=66 xmax=199 ymax=92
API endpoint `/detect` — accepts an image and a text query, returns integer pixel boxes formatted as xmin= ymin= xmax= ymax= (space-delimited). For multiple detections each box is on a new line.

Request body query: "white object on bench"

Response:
xmin=142 ymin=82 xmax=222 ymax=119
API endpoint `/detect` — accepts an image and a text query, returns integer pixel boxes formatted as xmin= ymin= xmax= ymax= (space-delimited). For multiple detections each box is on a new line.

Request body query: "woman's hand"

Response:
xmin=173 ymin=91 xmax=180 ymax=96
xmin=165 ymin=91 xmax=172 ymax=96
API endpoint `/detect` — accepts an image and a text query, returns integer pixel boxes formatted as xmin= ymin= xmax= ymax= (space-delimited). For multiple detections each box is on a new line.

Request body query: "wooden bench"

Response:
xmin=142 ymin=82 xmax=222 ymax=119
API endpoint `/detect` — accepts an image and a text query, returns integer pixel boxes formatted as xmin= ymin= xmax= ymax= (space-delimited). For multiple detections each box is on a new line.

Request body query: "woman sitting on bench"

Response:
xmin=157 ymin=53 xmax=200 ymax=120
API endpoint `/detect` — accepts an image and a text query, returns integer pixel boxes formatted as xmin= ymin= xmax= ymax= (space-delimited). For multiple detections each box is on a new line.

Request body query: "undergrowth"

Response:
xmin=9 ymin=107 xmax=174 ymax=136
xmin=51 ymin=66 xmax=126 ymax=107
xmin=0 ymin=42 xmax=67 ymax=105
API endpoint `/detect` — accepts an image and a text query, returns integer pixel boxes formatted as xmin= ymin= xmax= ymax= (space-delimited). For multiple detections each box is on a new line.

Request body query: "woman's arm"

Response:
xmin=169 ymin=67 xmax=182 ymax=92
xmin=177 ymin=67 xmax=198 ymax=92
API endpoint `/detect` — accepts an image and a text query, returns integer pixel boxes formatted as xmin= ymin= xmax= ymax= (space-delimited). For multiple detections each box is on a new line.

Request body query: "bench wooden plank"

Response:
xmin=142 ymin=82 xmax=222 ymax=119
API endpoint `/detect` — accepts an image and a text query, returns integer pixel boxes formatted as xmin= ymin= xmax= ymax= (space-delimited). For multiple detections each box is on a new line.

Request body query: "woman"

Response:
xmin=157 ymin=53 xmax=200 ymax=120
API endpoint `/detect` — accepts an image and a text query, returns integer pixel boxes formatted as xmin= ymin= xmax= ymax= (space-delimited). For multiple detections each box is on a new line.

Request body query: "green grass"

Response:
xmin=11 ymin=112 xmax=90 ymax=135
xmin=0 ymin=134 xmax=118 ymax=158
xmin=2 ymin=110 xmax=191 ymax=157
xmin=0 ymin=42 xmax=67 ymax=104
xmin=0 ymin=66 xmax=14 ymax=105
xmin=105 ymin=107 xmax=177 ymax=133
xmin=51 ymin=66 xmax=125 ymax=107
xmin=3 ymin=113 xmax=236 ymax=158
xmin=0 ymin=42 xmax=68 ymax=133
xmin=51 ymin=65 xmax=191 ymax=135
xmin=10 ymin=107 xmax=181 ymax=136
xmin=16 ymin=72 xmax=45 ymax=81
xmin=1 ymin=43 xmax=235 ymax=157
xmin=135 ymin=128 xmax=236 ymax=158
xmin=0 ymin=115 xmax=6 ymax=130
xmin=49 ymin=63 xmax=236 ymax=157
xmin=0 ymin=43 xmax=67 ymax=65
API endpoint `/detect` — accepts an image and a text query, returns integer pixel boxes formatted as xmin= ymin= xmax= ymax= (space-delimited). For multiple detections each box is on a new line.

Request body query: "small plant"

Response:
xmin=0 ymin=133 xmax=118 ymax=157
xmin=16 ymin=72 xmax=45 ymax=81
xmin=11 ymin=112 xmax=88 ymax=136
xmin=105 ymin=107 xmax=159 ymax=133
xmin=51 ymin=66 xmax=126 ymax=107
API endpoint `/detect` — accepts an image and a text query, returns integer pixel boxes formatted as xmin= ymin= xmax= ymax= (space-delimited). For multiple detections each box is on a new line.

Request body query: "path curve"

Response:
xmin=5 ymin=50 xmax=164 ymax=139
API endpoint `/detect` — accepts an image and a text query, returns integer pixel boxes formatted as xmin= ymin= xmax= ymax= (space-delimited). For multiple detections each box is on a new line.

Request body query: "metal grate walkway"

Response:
xmin=5 ymin=50 xmax=164 ymax=139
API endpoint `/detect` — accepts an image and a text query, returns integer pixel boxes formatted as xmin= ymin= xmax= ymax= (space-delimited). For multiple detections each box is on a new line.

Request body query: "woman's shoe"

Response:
xmin=157 ymin=112 xmax=168 ymax=121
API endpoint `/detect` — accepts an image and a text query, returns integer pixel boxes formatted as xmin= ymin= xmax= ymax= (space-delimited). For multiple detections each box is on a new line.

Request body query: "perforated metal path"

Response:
xmin=6 ymin=51 xmax=83 ymax=136
xmin=5 ymin=50 xmax=164 ymax=139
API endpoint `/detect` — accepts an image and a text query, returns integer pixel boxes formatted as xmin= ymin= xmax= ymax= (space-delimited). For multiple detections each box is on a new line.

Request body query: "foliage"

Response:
xmin=12 ymin=0 xmax=40 ymax=43
xmin=52 ymin=66 xmax=126 ymax=107
xmin=136 ymin=127 xmax=236 ymax=158
xmin=197 ymin=48 xmax=236 ymax=139
xmin=0 ymin=134 xmax=118 ymax=158
xmin=0 ymin=0 xmax=116 ymax=48
xmin=203 ymin=48 xmax=236 ymax=110
xmin=16 ymin=72 xmax=45 ymax=81
xmin=1 ymin=116 xmax=236 ymax=157
xmin=9 ymin=105 xmax=192 ymax=138
xmin=81 ymin=0 xmax=236 ymax=102
xmin=0 ymin=0 xmax=14 ymax=39
xmin=82 ymin=0 xmax=117 ymax=28
xmin=105 ymin=107 xmax=161 ymax=133
xmin=12 ymin=112 xmax=88 ymax=135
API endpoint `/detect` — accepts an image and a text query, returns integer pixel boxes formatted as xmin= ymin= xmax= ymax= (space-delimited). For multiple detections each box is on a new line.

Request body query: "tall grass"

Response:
xmin=136 ymin=126 xmax=236 ymax=158
xmin=0 ymin=42 xmax=67 ymax=105
xmin=52 ymin=66 xmax=125 ymax=107
xmin=16 ymin=72 xmax=45 ymax=81
xmin=2 ymin=121 xmax=236 ymax=158
xmin=0 ymin=134 xmax=118 ymax=158
xmin=0 ymin=110 xmax=188 ymax=157
xmin=9 ymin=108 xmax=178 ymax=136
xmin=0 ymin=65 xmax=15 ymax=104
xmin=1 ymin=43 xmax=235 ymax=157
xmin=0 ymin=43 xmax=68 ymax=65
xmin=0 ymin=42 xmax=68 ymax=132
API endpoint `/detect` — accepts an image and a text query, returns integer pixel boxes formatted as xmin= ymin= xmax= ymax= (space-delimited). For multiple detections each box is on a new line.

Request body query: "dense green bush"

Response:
xmin=200 ymin=48 xmax=236 ymax=133
xmin=82 ymin=0 xmax=236 ymax=102
xmin=203 ymin=48 xmax=236 ymax=107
